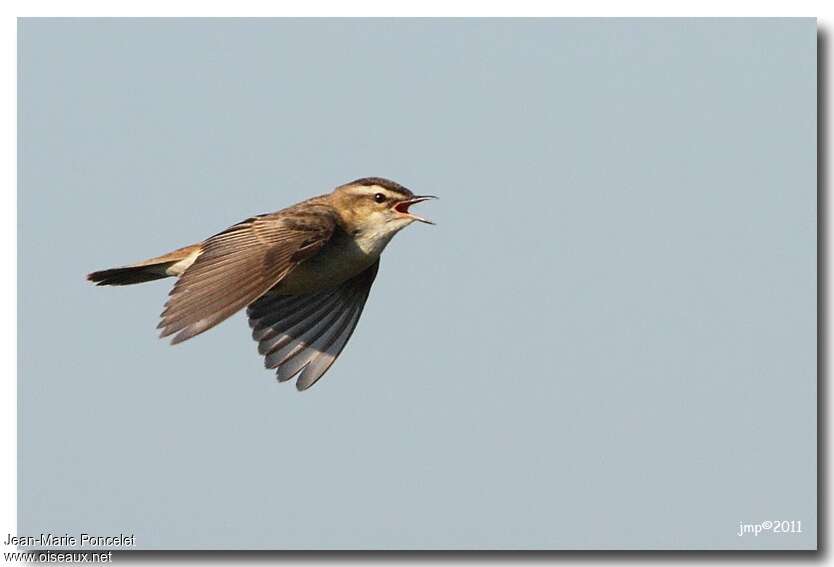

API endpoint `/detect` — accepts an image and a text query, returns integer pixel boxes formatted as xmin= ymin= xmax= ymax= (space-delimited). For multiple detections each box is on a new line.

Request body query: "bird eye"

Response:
xmin=373 ymin=193 xmax=386 ymax=203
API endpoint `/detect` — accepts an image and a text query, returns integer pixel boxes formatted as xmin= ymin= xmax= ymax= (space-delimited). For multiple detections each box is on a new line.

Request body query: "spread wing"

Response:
xmin=158 ymin=203 xmax=337 ymax=344
xmin=247 ymin=260 xmax=379 ymax=390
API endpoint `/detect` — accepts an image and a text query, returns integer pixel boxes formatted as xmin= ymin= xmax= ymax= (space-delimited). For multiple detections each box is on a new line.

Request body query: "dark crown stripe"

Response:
xmin=347 ymin=177 xmax=413 ymax=197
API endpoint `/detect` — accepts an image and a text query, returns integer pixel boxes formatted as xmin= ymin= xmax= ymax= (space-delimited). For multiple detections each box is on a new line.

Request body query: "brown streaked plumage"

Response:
xmin=87 ymin=177 xmax=436 ymax=391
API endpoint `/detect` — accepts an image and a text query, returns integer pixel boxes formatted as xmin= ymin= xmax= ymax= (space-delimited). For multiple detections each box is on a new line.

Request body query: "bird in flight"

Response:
xmin=88 ymin=177 xmax=436 ymax=391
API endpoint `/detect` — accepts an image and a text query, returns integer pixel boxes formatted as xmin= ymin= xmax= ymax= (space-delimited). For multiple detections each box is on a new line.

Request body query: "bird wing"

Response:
xmin=158 ymin=203 xmax=338 ymax=344
xmin=246 ymin=260 xmax=379 ymax=390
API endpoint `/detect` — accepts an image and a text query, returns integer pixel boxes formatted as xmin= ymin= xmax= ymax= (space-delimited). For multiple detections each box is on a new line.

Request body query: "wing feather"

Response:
xmin=296 ymin=300 xmax=365 ymax=390
xmin=263 ymin=293 xmax=348 ymax=370
xmin=255 ymin=291 xmax=343 ymax=354
xmin=277 ymin=302 xmax=361 ymax=385
xmin=246 ymin=260 xmax=379 ymax=389
xmin=158 ymin=203 xmax=337 ymax=344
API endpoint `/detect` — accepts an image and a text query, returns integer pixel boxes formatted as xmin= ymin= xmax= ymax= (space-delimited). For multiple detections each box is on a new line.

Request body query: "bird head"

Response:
xmin=330 ymin=177 xmax=436 ymax=238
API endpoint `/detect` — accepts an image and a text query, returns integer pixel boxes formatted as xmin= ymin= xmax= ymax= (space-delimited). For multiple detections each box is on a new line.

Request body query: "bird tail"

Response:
xmin=87 ymin=244 xmax=201 ymax=286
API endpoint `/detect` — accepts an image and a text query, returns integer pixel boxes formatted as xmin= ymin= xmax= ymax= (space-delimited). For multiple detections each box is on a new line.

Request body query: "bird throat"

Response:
xmin=351 ymin=224 xmax=399 ymax=257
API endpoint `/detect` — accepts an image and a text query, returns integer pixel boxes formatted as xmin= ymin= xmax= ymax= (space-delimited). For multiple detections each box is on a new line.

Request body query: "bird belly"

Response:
xmin=273 ymin=235 xmax=379 ymax=295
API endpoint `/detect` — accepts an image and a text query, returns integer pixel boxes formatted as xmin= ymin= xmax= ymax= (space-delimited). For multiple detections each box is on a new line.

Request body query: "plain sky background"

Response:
xmin=19 ymin=18 xmax=816 ymax=550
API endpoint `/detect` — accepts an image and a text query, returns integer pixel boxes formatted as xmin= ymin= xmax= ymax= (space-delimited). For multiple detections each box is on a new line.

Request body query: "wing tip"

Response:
xmin=168 ymin=332 xmax=188 ymax=346
xmin=276 ymin=365 xmax=306 ymax=384
xmin=296 ymin=379 xmax=314 ymax=392
xmin=158 ymin=321 xmax=198 ymax=345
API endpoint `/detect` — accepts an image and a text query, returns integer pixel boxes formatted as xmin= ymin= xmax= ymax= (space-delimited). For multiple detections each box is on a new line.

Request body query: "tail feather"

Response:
xmin=87 ymin=266 xmax=172 ymax=286
xmin=87 ymin=244 xmax=201 ymax=287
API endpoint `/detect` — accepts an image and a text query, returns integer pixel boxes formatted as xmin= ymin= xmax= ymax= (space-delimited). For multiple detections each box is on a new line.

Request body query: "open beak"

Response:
xmin=393 ymin=195 xmax=437 ymax=225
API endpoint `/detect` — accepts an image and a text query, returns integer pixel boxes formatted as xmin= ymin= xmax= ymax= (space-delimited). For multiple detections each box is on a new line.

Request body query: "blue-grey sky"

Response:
xmin=19 ymin=18 xmax=816 ymax=550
